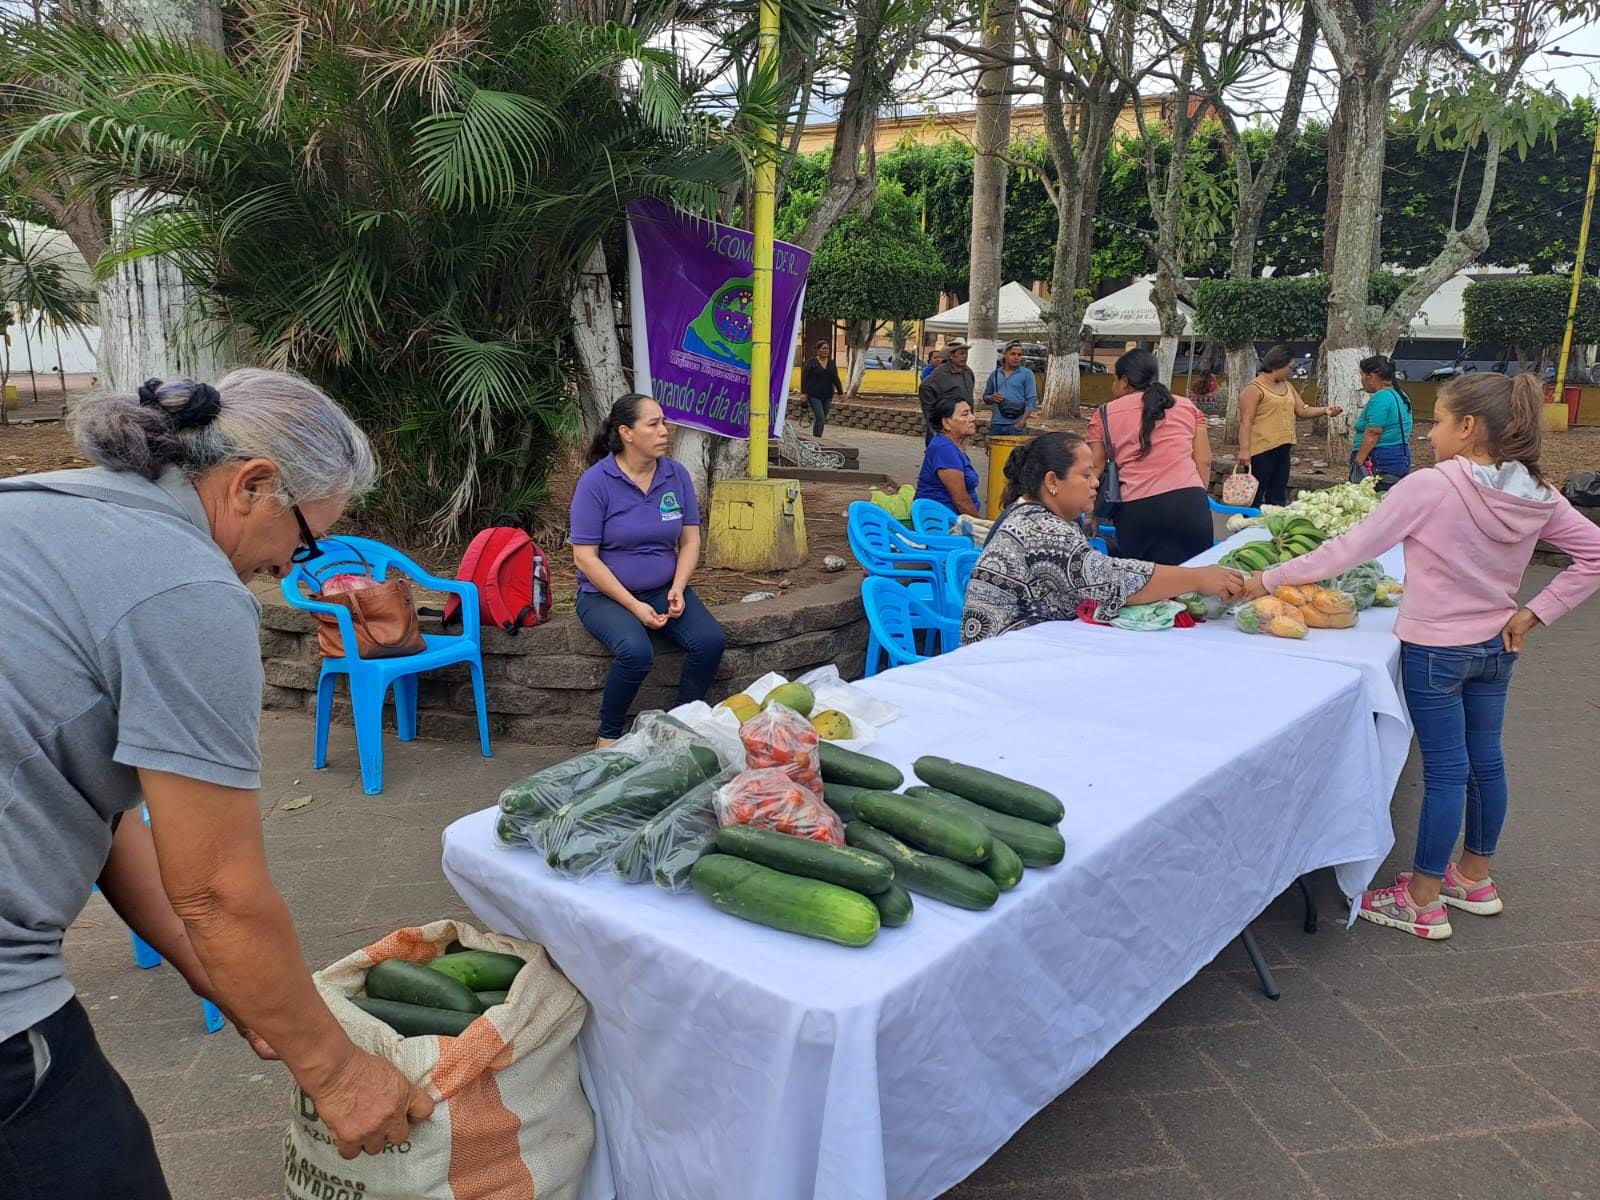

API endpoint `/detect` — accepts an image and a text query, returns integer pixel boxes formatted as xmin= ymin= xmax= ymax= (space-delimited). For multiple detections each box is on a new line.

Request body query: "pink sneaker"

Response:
xmin=1357 ymin=881 xmax=1453 ymax=940
xmin=1397 ymin=864 xmax=1503 ymax=916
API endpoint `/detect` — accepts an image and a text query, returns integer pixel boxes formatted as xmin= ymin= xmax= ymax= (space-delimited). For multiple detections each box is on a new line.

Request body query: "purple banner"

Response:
xmin=626 ymin=197 xmax=811 ymax=439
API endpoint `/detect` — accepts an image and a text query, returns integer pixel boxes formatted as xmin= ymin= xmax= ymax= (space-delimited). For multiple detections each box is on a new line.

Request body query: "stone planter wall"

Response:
xmin=259 ymin=579 xmax=868 ymax=747
xmin=821 ymin=400 xmax=994 ymax=448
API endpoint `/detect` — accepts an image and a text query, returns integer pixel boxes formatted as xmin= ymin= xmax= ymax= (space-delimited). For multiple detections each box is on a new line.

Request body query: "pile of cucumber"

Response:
xmin=689 ymin=745 xmax=1066 ymax=947
xmin=350 ymin=947 xmax=527 ymax=1037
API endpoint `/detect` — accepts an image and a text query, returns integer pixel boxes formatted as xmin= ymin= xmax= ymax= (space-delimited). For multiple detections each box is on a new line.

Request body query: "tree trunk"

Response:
xmin=843 ymin=318 xmax=872 ymax=396
xmin=966 ymin=0 xmax=1016 ymax=386
xmin=1321 ymin=85 xmax=1389 ymax=464
xmin=1043 ymin=352 xmax=1079 ymax=418
xmin=98 ymin=190 xmax=227 ymax=391
xmin=1223 ymin=343 xmax=1256 ymax=446
xmin=570 ymin=241 xmax=629 ymax=438
xmin=99 ymin=1 xmax=226 ymax=390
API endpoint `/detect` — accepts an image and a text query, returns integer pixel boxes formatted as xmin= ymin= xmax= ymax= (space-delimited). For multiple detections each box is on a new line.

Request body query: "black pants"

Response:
xmin=0 ymin=998 xmax=170 ymax=1199
xmin=1252 ymin=443 xmax=1294 ymax=507
xmin=805 ymin=393 xmax=833 ymax=437
xmin=1113 ymin=487 xmax=1214 ymax=565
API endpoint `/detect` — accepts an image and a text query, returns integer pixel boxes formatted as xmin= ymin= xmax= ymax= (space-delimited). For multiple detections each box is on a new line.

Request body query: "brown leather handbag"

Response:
xmin=309 ymin=543 xmax=427 ymax=660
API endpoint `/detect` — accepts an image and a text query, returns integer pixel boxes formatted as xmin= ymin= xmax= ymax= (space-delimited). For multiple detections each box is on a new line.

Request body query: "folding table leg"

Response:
xmin=1239 ymin=929 xmax=1280 ymax=1000
xmin=1297 ymin=876 xmax=1318 ymax=934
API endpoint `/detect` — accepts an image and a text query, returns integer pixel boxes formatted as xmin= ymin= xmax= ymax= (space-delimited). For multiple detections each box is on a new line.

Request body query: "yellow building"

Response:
xmin=795 ymin=96 xmax=1178 ymax=157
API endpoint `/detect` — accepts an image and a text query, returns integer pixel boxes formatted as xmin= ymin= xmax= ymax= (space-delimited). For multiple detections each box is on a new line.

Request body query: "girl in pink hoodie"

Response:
xmin=1239 ymin=373 xmax=1600 ymax=940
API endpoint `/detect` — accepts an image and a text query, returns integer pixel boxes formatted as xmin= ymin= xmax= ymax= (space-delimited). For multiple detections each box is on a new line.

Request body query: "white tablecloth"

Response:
xmin=1185 ymin=528 xmax=1411 ymax=795
xmin=443 ymin=625 xmax=1393 ymax=1200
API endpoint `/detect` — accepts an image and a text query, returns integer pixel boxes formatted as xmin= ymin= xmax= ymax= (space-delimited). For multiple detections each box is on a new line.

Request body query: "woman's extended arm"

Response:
xmin=1128 ymin=563 xmax=1244 ymax=605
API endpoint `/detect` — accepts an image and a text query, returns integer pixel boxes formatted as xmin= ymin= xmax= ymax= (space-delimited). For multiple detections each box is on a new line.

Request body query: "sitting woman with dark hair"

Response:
xmin=1086 ymin=348 xmax=1213 ymax=564
xmin=570 ymin=394 xmax=726 ymax=745
xmin=1353 ymin=354 xmax=1414 ymax=490
xmin=915 ymin=395 xmax=982 ymax=517
xmin=961 ymin=432 xmax=1245 ymax=645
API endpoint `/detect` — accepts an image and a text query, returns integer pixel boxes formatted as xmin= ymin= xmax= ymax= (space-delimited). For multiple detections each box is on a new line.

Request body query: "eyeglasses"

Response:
xmin=289 ymin=503 xmax=319 ymax=563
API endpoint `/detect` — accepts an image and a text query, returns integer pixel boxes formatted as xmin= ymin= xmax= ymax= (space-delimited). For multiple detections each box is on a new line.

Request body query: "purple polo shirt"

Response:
xmin=569 ymin=455 xmax=700 ymax=594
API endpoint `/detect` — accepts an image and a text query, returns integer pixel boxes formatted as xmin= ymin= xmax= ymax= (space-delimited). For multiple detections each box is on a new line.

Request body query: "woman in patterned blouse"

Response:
xmin=961 ymin=432 xmax=1246 ymax=645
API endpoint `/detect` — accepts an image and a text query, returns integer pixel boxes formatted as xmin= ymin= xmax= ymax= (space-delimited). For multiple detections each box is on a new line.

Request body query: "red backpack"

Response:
xmin=443 ymin=515 xmax=552 ymax=634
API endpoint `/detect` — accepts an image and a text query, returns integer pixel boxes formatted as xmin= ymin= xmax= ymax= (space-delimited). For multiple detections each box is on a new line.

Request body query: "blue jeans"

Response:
xmin=1401 ymin=638 xmax=1517 ymax=878
xmin=576 ymin=585 xmax=726 ymax=738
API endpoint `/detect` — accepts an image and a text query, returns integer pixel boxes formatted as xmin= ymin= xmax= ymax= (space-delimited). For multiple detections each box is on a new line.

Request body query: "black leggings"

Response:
xmin=1252 ymin=443 xmax=1294 ymax=507
xmin=1113 ymin=487 xmax=1214 ymax=565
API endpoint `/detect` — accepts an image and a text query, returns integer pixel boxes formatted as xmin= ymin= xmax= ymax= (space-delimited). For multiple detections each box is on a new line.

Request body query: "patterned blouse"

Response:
xmin=960 ymin=503 xmax=1157 ymax=646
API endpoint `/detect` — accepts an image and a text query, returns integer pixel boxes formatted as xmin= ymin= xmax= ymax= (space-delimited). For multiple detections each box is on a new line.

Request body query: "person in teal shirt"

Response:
xmin=1353 ymin=354 xmax=1413 ymax=490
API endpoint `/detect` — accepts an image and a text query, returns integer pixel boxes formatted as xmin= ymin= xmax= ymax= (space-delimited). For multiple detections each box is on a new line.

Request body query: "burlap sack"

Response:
xmin=283 ymin=920 xmax=593 ymax=1200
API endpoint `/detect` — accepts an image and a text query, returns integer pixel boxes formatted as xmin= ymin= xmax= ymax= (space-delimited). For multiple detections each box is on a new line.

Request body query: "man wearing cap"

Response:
xmin=983 ymin=339 xmax=1038 ymax=435
xmin=918 ymin=341 xmax=974 ymax=445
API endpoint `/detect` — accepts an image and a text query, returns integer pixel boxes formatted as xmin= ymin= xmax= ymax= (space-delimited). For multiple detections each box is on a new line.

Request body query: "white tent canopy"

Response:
xmin=1406 ymin=268 xmax=1527 ymax=341
xmin=1082 ymin=277 xmax=1194 ymax=339
xmin=924 ymin=281 xmax=1049 ymax=338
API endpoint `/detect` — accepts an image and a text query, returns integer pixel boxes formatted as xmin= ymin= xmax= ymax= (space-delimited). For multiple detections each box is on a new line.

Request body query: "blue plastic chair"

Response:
xmin=943 ymin=547 xmax=980 ymax=614
xmin=281 ymin=536 xmax=491 ymax=795
xmin=1208 ymin=495 xmax=1262 ymax=545
xmin=911 ymin=498 xmax=972 ymax=542
xmin=847 ymin=502 xmax=969 ymax=616
xmin=861 ymin=577 xmax=962 ymax=675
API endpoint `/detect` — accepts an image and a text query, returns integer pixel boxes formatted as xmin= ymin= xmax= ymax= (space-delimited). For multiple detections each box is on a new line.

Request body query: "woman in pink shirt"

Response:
xmin=1238 ymin=373 xmax=1600 ymax=941
xmin=1086 ymin=349 xmax=1212 ymax=563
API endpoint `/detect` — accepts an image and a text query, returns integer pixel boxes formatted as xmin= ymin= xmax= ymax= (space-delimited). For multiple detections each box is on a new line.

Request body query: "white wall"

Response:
xmin=5 ymin=322 xmax=100 ymax=376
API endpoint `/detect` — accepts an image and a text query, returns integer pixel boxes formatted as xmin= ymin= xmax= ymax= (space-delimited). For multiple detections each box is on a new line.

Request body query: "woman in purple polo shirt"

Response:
xmin=570 ymin=395 xmax=727 ymax=745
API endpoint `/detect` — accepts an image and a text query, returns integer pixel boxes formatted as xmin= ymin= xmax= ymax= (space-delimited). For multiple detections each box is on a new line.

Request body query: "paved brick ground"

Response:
xmin=65 ymin=567 xmax=1599 ymax=1199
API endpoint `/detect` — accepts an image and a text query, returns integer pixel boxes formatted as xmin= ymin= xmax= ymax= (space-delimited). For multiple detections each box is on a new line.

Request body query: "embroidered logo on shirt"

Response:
xmin=659 ymin=490 xmax=683 ymax=521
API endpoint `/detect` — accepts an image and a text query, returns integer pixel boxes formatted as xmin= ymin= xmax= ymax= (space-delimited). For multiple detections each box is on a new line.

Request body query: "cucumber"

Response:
xmin=822 ymin=781 xmax=869 ymax=823
xmin=906 ymin=786 xmax=1066 ymax=867
xmin=713 ymin=825 xmax=893 ymax=895
xmin=426 ymin=950 xmax=524 ymax=992
xmin=913 ymin=756 xmax=1064 ymax=824
xmin=474 ymin=990 xmax=509 ymax=1007
xmin=544 ymin=745 xmax=723 ymax=875
xmin=365 ymin=960 xmax=483 ymax=1014
xmin=653 ymin=830 xmax=717 ymax=891
xmin=980 ymin=837 xmax=1025 ymax=891
xmin=843 ymin=822 xmax=998 ymax=911
xmin=818 ymin=743 xmax=903 ymax=791
xmin=851 ymin=790 xmax=991 ymax=865
xmin=869 ymin=883 xmax=914 ymax=927
xmin=350 ymin=996 xmax=478 ymax=1037
xmin=690 ymin=854 xmax=880 ymax=947
xmin=499 ymin=748 xmax=642 ymax=817
xmin=613 ymin=774 xmax=723 ymax=884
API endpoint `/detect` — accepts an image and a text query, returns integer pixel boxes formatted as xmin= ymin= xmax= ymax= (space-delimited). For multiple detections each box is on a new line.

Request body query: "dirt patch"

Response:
xmin=0 ymin=421 xmax=88 ymax=477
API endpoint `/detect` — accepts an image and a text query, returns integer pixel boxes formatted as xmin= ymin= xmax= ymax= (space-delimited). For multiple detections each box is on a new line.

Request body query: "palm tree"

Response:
xmin=2 ymin=0 xmax=754 ymax=536
xmin=0 ymin=220 xmax=95 ymax=423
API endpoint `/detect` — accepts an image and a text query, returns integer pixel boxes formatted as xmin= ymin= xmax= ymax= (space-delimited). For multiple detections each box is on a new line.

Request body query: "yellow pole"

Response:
xmin=747 ymin=0 xmax=780 ymax=481
xmin=1553 ymin=114 xmax=1600 ymax=403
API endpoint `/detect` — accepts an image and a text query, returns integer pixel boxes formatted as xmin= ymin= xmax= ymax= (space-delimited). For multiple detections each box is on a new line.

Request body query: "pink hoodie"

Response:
xmin=1262 ymin=457 xmax=1600 ymax=647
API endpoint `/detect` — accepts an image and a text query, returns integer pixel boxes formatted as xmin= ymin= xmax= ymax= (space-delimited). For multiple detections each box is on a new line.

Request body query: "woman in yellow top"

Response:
xmin=1237 ymin=345 xmax=1342 ymax=506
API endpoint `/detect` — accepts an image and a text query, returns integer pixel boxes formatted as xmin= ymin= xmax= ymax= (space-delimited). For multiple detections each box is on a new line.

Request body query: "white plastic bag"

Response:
xmin=285 ymin=920 xmax=593 ymax=1200
xmin=734 ymin=668 xmax=897 ymax=754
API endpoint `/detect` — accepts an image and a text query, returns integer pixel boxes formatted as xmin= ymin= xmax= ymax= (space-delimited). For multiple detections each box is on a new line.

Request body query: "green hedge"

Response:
xmin=1461 ymin=275 xmax=1600 ymax=353
xmin=1194 ymin=273 xmax=1406 ymax=344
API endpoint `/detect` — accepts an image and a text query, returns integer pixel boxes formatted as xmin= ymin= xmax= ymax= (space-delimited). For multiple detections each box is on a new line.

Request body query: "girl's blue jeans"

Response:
xmin=1401 ymin=638 xmax=1517 ymax=879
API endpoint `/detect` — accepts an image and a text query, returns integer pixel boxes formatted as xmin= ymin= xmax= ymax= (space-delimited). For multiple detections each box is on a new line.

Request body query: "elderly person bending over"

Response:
xmin=961 ymin=432 xmax=1245 ymax=645
xmin=0 ymin=370 xmax=432 ymax=1199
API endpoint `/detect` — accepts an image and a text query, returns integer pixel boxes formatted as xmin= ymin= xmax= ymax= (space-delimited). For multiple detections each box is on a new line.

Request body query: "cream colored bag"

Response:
xmin=283 ymin=921 xmax=593 ymax=1200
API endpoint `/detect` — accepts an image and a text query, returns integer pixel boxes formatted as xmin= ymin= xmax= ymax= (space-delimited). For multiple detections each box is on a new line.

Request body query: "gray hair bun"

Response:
xmin=138 ymin=378 xmax=222 ymax=430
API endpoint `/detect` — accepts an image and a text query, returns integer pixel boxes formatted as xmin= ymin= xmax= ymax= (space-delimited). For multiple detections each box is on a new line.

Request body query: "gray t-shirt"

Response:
xmin=0 ymin=466 xmax=263 ymax=1041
